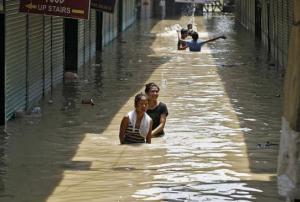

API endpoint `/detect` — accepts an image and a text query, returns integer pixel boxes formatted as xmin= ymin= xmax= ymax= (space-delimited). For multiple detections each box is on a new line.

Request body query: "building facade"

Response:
xmin=0 ymin=0 xmax=137 ymax=125
xmin=235 ymin=0 xmax=294 ymax=70
xmin=236 ymin=1 xmax=300 ymax=201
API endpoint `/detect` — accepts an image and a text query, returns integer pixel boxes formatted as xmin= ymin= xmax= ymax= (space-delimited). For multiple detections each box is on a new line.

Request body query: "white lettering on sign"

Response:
xmin=45 ymin=0 xmax=65 ymax=4
xmin=37 ymin=4 xmax=47 ymax=11
xmin=48 ymin=5 xmax=71 ymax=14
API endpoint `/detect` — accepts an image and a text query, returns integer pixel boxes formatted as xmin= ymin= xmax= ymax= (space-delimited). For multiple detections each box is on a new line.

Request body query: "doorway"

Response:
xmin=64 ymin=19 xmax=78 ymax=72
xmin=255 ymin=0 xmax=262 ymax=39
xmin=118 ymin=0 xmax=123 ymax=33
xmin=96 ymin=11 xmax=103 ymax=52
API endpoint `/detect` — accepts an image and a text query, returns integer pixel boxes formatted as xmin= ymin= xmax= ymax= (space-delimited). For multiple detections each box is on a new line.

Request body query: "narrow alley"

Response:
xmin=0 ymin=14 xmax=284 ymax=202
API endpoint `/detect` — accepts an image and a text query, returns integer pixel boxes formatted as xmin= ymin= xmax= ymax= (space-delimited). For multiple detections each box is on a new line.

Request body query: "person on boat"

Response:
xmin=145 ymin=82 xmax=168 ymax=137
xmin=119 ymin=93 xmax=152 ymax=144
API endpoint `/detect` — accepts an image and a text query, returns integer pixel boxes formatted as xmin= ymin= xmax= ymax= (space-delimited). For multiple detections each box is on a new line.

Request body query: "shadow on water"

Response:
xmin=203 ymin=13 xmax=283 ymax=199
xmin=0 ymin=19 xmax=171 ymax=202
xmin=205 ymin=13 xmax=282 ymax=171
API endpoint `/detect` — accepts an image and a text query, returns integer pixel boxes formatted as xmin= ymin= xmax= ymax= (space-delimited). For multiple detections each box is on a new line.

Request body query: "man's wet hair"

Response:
xmin=145 ymin=82 xmax=160 ymax=94
xmin=192 ymin=32 xmax=199 ymax=41
xmin=181 ymin=28 xmax=188 ymax=35
xmin=187 ymin=24 xmax=193 ymax=29
xmin=134 ymin=92 xmax=147 ymax=107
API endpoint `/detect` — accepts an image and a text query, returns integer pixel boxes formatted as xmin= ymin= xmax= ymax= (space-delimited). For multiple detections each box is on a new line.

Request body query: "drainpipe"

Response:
xmin=277 ymin=1 xmax=300 ymax=201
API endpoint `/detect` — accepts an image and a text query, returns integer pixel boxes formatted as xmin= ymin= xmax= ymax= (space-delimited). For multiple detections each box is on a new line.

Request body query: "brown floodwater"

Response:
xmin=0 ymin=14 xmax=284 ymax=202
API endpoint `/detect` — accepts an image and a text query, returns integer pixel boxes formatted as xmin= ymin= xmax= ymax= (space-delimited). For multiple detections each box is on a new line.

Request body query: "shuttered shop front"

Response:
xmin=84 ymin=19 xmax=90 ymax=63
xmin=44 ymin=16 xmax=52 ymax=93
xmin=5 ymin=0 xmax=27 ymax=118
xmin=52 ymin=17 xmax=64 ymax=86
xmin=28 ymin=15 xmax=43 ymax=105
xmin=90 ymin=10 xmax=96 ymax=56
xmin=78 ymin=20 xmax=85 ymax=67
xmin=123 ymin=0 xmax=136 ymax=30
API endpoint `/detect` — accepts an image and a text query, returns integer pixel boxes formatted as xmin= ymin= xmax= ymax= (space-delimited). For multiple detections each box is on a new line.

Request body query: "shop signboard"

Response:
xmin=91 ymin=0 xmax=116 ymax=13
xmin=19 ymin=0 xmax=90 ymax=20
xmin=175 ymin=0 xmax=215 ymax=3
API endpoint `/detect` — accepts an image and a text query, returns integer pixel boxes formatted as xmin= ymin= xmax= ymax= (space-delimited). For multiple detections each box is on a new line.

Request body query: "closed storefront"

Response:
xmin=51 ymin=17 xmax=64 ymax=86
xmin=90 ymin=10 xmax=97 ymax=55
xmin=43 ymin=16 xmax=52 ymax=94
xmin=95 ymin=0 xmax=136 ymax=47
xmin=122 ymin=0 xmax=136 ymax=31
xmin=103 ymin=11 xmax=117 ymax=45
xmin=4 ymin=1 xmax=65 ymax=121
xmin=84 ymin=19 xmax=90 ymax=64
xmin=27 ymin=15 xmax=44 ymax=105
xmin=78 ymin=20 xmax=85 ymax=67
xmin=2 ymin=0 xmax=136 ymax=123
xmin=5 ymin=0 xmax=27 ymax=118
xmin=236 ymin=0 xmax=293 ymax=70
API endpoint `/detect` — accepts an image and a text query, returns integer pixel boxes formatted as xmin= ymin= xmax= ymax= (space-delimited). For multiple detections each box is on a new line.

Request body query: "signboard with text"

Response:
xmin=91 ymin=0 xmax=116 ymax=13
xmin=19 ymin=0 xmax=90 ymax=20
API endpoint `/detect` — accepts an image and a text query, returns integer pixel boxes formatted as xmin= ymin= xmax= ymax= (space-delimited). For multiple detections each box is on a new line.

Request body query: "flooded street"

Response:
xmin=0 ymin=14 xmax=283 ymax=201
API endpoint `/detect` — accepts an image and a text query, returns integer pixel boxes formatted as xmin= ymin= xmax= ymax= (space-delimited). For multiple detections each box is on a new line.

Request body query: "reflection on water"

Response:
xmin=0 ymin=14 xmax=283 ymax=202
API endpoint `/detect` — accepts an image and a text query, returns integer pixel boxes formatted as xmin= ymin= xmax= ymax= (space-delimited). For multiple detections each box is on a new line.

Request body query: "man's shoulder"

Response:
xmin=158 ymin=102 xmax=168 ymax=109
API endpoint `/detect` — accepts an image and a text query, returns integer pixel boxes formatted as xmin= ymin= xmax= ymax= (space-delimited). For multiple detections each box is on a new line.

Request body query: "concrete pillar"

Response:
xmin=277 ymin=1 xmax=300 ymax=201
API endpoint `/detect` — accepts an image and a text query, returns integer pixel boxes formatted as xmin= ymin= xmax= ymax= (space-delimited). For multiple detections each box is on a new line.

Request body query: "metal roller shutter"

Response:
xmin=90 ymin=9 xmax=96 ymax=56
xmin=44 ymin=16 xmax=52 ymax=93
xmin=78 ymin=20 xmax=84 ymax=67
xmin=109 ymin=13 xmax=113 ymax=42
xmin=261 ymin=1 xmax=268 ymax=47
xmin=27 ymin=15 xmax=43 ymax=105
xmin=5 ymin=0 xmax=27 ymax=118
xmin=282 ymin=0 xmax=289 ymax=69
xmin=278 ymin=0 xmax=283 ymax=67
xmin=51 ymin=17 xmax=64 ymax=86
xmin=288 ymin=0 xmax=293 ymax=37
xmin=113 ymin=1 xmax=118 ymax=38
xmin=113 ymin=10 xmax=118 ymax=39
xmin=84 ymin=19 xmax=90 ymax=63
xmin=103 ymin=13 xmax=109 ymax=45
xmin=270 ymin=0 xmax=276 ymax=61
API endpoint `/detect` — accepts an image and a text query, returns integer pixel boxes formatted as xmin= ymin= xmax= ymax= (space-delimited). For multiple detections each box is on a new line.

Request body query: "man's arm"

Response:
xmin=202 ymin=35 xmax=226 ymax=45
xmin=177 ymin=30 xmax=181 ymax=40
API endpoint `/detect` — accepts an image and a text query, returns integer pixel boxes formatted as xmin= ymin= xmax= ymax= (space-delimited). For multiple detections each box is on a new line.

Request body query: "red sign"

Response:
xmin=19 ymin=0 xmax=90 ymax=20
xmin=91 ymin=0 xmax=116 ymax=13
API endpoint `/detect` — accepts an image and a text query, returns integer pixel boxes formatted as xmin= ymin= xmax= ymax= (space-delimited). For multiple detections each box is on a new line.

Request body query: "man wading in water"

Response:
xmin=180 ymin=31 xmax=226 ymax=52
